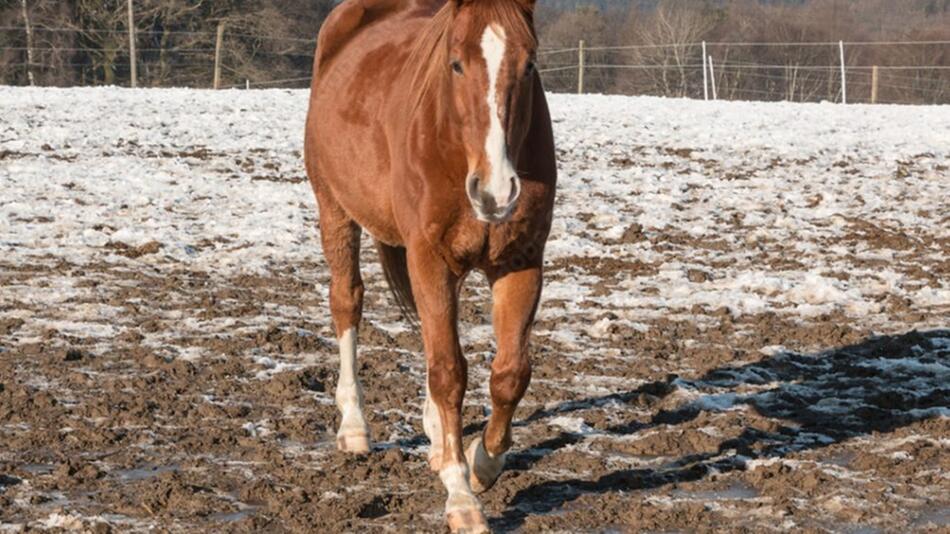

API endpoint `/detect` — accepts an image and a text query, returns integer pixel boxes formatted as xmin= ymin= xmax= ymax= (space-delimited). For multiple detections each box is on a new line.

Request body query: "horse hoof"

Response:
xmin=336 ymin=432 xmax=371 ymax=453
xmin=465 ymin=437 xmax=505 ymax=494
xmin=446 ymin=507 xmax=489 ymax=533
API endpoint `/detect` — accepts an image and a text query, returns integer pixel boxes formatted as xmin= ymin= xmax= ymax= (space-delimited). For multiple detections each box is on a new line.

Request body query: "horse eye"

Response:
xmin=525 ymin=61 xmax=537 ymax=77
xmin=451 ymin=60 xmax=464 ymax=75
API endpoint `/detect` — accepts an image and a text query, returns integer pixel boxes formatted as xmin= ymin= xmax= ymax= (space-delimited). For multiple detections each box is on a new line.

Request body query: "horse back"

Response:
xmin=314 ymin=0 xmax=443 ymax=74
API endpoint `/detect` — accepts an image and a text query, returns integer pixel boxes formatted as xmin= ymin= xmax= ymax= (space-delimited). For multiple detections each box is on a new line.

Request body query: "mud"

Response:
xmin=2 ymin=253 xmax=947 ymax=533
xmin=2 ymin=91 xmax=949 ymax=532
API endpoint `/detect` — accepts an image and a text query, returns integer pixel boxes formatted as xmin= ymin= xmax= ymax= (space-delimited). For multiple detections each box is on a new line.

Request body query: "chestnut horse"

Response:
xmin=304 ymin=0 xmax=556 ymax=530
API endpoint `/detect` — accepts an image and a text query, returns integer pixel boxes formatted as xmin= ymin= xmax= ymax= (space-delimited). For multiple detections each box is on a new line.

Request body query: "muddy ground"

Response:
xmin=1 ymin=89 xmax=949 ymax=532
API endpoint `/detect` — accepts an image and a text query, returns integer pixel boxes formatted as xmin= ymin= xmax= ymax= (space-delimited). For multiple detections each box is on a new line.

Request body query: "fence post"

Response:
xmin=213 ymin=22 xmax=225 ymax=90
xmin=127 ymin=0 xmax=137 ymax=88
xmin=19 ymin=0 xmax=35 ymax=86
xmin=708 ymin=55 xmax=717 ymax=100
xmin=577 ymin=39 xmax=585 ymax=94
xmin=871 ymin=65 xmax=879 ymax=104
xmin=702 ymin=41 xmax=708 ymax=101
xmin=839 ymin=40 xmax=846 ymax=104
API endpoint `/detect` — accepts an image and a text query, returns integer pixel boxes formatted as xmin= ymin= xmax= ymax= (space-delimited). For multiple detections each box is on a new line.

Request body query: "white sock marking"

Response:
xmin=423 ymin=375 xmax=443 ymax=461
xmin=440 ymin=459 xmax=478 ymax=512
xmin=335 ymin=328 xmax=367 ymax=435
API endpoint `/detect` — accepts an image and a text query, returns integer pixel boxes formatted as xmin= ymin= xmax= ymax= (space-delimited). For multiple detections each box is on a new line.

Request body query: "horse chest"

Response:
xmin=425 ymin=215 xmax=545 ymax=274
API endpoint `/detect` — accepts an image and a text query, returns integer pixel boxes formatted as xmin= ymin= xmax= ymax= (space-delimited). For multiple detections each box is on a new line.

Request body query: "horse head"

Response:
xmin=445 ymin=0 xmax=538 ymax=223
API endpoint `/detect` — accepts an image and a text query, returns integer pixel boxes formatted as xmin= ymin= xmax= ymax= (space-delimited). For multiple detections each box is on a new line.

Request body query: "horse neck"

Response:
xmin=402 ymin=67 xmax=466 ymax=169
xmin=406 ymin=105 xmax=464 ymax=182
xmin=399 ymin=4 xmax=469 ymax=173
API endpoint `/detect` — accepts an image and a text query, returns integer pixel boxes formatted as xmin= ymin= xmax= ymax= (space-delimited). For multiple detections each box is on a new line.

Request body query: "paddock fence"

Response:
xmin=2 ymin=24 xmax=948 ymax=105
xmin=539 ymin=39 xmax=950 ymax=105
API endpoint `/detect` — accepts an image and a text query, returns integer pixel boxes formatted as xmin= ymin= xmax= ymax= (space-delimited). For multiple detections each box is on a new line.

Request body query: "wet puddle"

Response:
xmin=21 ymin=463 xmax=55 ymax=475
xmin=670 ymin=482 xmax=760 ymax=501
xmin=208 ymin=507 xmax=259 ymax=523
xmin=207 ymin=492 xmax=261 ymax=524
xmin=112 ymin=464 xmax=180 ymax=482
xmin=823 ymin=451 xmax=856 ymax=467
xmin=836 ymin=525 xmax=884 ymax=534
xmin=208 ymin=508 xmax=257 ymax=523
xmin=912 ymin=506 xmax=950 ymax=528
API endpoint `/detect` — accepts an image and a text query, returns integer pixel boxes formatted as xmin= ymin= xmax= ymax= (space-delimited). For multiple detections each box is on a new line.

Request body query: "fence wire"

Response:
xmin=1 ymin=26 xmax=948 ymax=104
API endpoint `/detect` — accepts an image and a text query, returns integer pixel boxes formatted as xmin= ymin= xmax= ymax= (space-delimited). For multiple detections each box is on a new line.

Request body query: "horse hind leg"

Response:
xmin=374 ymin=241 xmax=447 ymax=467
xmin=422 ymin=369 xmax=446 ymax=470
xmin=316 ymin=190 xmax=370 ymax=453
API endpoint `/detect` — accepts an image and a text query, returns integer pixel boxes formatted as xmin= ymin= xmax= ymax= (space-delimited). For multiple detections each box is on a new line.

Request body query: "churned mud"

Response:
xmin=2 ymin=88 xmax=949 ymax=532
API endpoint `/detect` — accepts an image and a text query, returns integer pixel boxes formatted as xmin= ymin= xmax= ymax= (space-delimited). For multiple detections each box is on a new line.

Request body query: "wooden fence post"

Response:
xmin=577 ymin=39 xmax=585 ymax=94
xmin=214 ymin=22 xmax=225 ymax=90
xmin=127 ymin=0 xmax=137 ymax=88
xmin=702 ymin=41 xmax=708 ymax=100
xmin=19 ymin=0 xmax=35 ymax=86
xmin=708 ymin=55 xmax=717 ymax=100
xmin=839 ymin=40 xmax=847 ymax=104
xmin=871 ymin=65 xmax=879 ymax=104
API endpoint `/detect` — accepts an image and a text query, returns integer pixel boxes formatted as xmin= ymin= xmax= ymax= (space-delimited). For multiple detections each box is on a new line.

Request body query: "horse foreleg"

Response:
xmin=408 ymin=244 xmax=488 ymax=534
xmin=467 ymin=266 xmax=541 ymax=493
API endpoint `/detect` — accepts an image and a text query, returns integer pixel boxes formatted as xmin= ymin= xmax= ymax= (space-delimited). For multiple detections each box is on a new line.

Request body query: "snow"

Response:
xmin=38 ymin=512 xmax=84 ymax=530
xmin=1 ymin=86 xmax=948 ymax=340
xmin=549 ymin=415 xmax=596 ymax=435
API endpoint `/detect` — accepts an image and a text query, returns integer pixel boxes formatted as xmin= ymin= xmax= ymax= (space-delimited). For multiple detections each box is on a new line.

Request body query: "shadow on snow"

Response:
xmin=493 ymin=328 xmax=950 ymax=531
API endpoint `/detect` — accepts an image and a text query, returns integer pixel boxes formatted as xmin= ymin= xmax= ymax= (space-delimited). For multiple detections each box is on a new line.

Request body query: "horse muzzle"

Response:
xmin=466 ymin=174 xmax=522 ymax=224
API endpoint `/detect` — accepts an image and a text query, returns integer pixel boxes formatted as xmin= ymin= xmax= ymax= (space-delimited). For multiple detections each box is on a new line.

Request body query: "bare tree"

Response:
xmin=19 ymin=0 xmax=34 ymax=85
xmin=623 ymin=0 xmax=715 ymax=97
xmin=539 ymin=5 xmax=609 ymax=93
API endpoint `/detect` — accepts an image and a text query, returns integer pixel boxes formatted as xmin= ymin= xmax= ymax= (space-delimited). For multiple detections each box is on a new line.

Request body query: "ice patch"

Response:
xmin=549 ymin=416 xmax=596 ymax=435
xmin=39 ymin=513 xmax=85 ymax=530
xmin=689 ymin=393 xmax=743 ymax=412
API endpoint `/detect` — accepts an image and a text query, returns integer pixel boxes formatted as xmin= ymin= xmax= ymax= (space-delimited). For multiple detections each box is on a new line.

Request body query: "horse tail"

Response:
xmin=375 ymin=241 xmax=418 ymax=324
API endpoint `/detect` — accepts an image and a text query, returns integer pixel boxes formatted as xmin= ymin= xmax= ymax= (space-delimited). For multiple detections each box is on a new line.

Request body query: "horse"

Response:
xmin=304 ymin=0 xmax=556 ymax=530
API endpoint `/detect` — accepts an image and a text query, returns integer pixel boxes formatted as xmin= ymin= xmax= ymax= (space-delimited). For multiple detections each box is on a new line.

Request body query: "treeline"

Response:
xmin=536 ymin=0 xmax=950 ymax=103
xmin=0 ymin=0 xmax=335 ymax=88
xmin=1 ymin=0 xmax=948 ymax=103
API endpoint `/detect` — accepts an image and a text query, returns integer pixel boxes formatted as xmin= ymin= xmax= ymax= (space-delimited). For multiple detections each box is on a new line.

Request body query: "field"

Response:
xmin=1 ymin=87 xmax=948 ymax=532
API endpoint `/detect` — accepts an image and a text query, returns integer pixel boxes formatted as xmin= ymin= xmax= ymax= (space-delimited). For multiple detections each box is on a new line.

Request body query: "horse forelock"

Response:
xmin=404 ymin=0 xmax=536 ymax=125
xmin=468 ymin=0 xmax=536 ymax=48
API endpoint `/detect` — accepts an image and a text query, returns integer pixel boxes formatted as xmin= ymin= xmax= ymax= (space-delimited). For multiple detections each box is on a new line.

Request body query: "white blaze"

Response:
xmin=480 ymin=25 xmax=518 ymax=205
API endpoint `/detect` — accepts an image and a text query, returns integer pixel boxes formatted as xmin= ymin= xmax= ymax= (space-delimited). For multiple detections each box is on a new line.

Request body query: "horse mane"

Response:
xmin=404 ymin=0 xmax=537 ymax=125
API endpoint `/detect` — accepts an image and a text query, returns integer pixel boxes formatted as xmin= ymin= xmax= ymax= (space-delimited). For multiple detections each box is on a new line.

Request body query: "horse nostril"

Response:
xmin=466 ymin=174 xmax=480 ymax=201
xmin=507 ymin=177 xmax=521 ymax=204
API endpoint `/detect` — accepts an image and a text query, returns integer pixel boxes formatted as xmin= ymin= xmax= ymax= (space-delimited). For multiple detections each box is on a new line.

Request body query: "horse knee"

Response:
xmin=489 ymin=355 xmax=531 ymax=407
xmin=428 ymin=354 xmax=468 ymax=409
